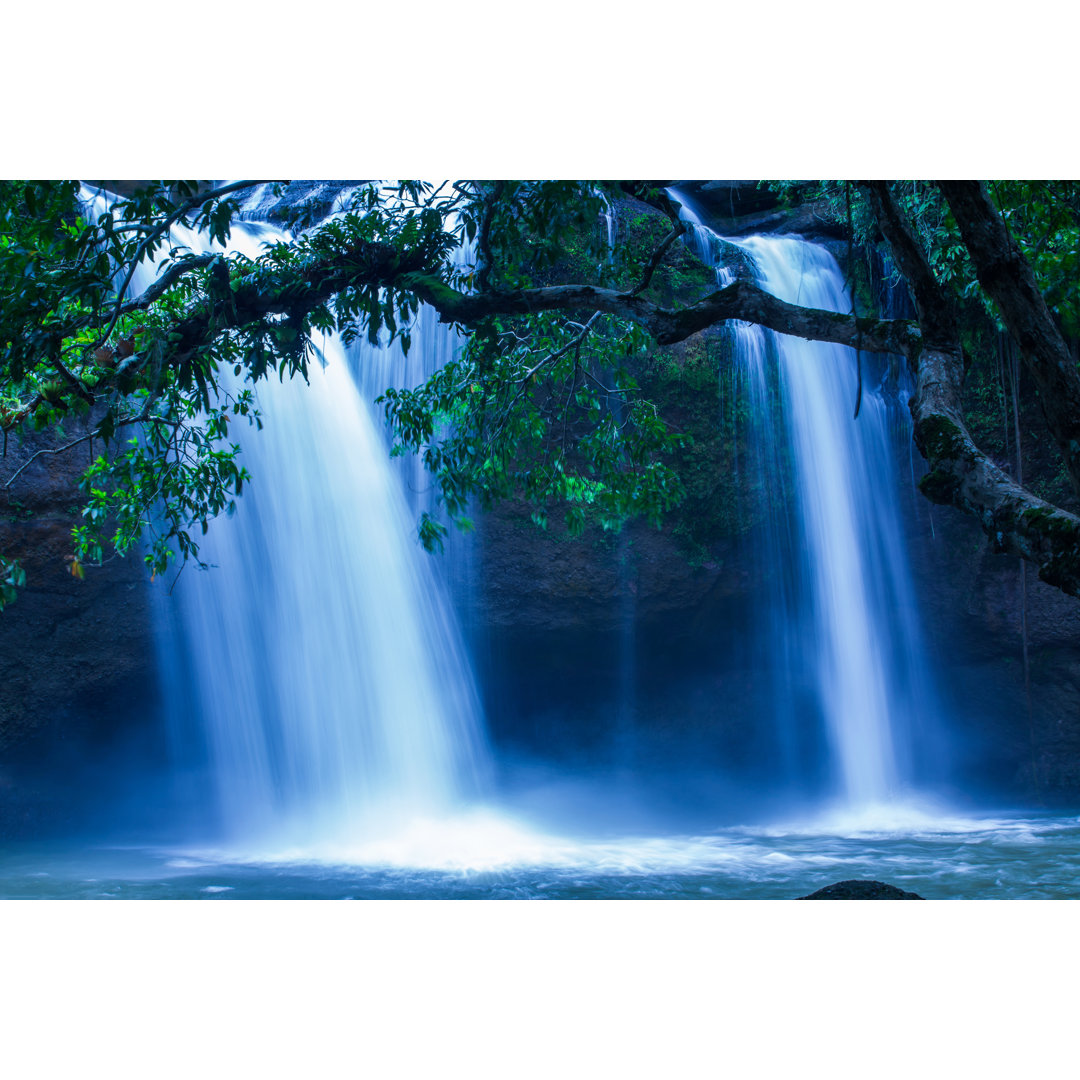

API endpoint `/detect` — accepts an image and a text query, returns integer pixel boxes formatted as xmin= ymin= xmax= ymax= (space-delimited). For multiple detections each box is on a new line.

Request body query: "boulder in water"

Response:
xmin=798 ymin=879 xmax=925 ymax=900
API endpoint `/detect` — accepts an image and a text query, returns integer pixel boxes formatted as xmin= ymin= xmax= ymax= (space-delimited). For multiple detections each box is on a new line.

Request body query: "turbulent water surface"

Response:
xmin=5 ymin=809 xmax=1080 ymax=899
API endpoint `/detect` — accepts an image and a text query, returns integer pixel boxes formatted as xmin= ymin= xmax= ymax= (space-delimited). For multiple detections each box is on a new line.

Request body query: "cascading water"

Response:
xmin=146 ymin=185 xmax=942 ymax=838
xmin=345 ymin=257 xmax=481 ymax=615
xmin=12 ymin=186 xmax=1077 ymax=899
xmin=116 ymin=195 xmax=492 ymax=852
xmin=674 ymin=194 xmax=945 ymax=812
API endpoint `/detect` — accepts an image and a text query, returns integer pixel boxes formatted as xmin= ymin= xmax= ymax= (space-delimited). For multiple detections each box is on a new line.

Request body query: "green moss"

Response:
xmin=1039 ymin=548 xmax=1080 ymax=590
xmin=1018 ymin=506 xmax=1080 ymax=590
xmin=917 ymin=414 xmax=969 ymax=463
xmin=1021 ymin=505 xmax=1054 ymax=529
xmin=914 ymin=413 xmax=979 ymax=504
xmin=1021 ymin=505 xmax=1080 ymax=541
xmin=918 ymin=467 xmax=962 ymax=504
xmin=396 ymin=272 xmax=461 ymax=311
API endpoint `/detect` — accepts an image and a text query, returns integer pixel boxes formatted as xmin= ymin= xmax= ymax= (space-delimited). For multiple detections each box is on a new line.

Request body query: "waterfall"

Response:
xmin=78 ymin=178 xmax=950 ymax=864
xmin=674 ymin=195 xmax=944 ymax=810
xmin=97 ymin=191 xmax=493 ymax=850
xmin=344 ymin=256 xmax=481 ymax=612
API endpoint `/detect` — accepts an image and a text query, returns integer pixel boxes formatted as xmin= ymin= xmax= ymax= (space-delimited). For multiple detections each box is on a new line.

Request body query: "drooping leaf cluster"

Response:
xmin=379 ymin=309 xmax=685 ymax=550
xmin=7 ymin=177 xmax=1080 ymax=610
xmin=1 ymin=180 xmax=461 ymax=599
xmin=1 ymin=179 xmax=690 ymax=604
xmin=0 ymin=181 xmax=262 ymax=601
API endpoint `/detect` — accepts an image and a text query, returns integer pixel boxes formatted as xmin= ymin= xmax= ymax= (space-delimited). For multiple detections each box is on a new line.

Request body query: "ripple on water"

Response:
xmin=3 ymin=807 xmax=1080 ymax=899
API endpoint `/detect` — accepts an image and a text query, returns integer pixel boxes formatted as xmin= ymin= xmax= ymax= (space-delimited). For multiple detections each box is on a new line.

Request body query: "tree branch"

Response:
xmin=94 ymin=181 xmax=263 ymax=349
xmin=517 ymin=311 xmax=601 ymax=386
xmin=3 ymin=431 xmax=99 ymax=488
xmin=617 ymin=182 xmax=683 ymax=225
xmin=910 ymin=344 xmax=1080 ymax=595
xmin=938 ymin=180 xmax=1080 ymax=496
xmin=403 ymin=274 xmax=920 ymax=355
xmin=1 ymin=394 xmax=45 ymax=438
xmin=858 ymin=180 xmax=1080 ymax=595
xmin=50 ymin=356 xmax=95 ymax=405
xmin=113 ymin=253 xmax=218 ymax=318
xmin=622 ymin=220 xmax=687 ymax=298
xmin=859 ymin=181 xmax=957 ymax=348
xmin=1 ymin=397 xmax=175 ymax=489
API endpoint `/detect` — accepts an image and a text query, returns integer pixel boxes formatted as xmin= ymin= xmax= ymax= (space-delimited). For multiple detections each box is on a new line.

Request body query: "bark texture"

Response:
xmin=407 ymin=276 xmax=919 ymax=353
xmin=939 ymin=180 xmax=1080 ymax=496
xmin=910 ymin=345 xmax=1080 ymax=594
xmin=864 ymin=182 xmax=1080 ymax=596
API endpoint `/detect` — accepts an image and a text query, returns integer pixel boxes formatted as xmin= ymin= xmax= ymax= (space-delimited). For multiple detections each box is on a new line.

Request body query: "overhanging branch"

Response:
xmin=405 ymin=275 xmax=921 ymax=355
xmin=94 ymin=180 xmax=264 ymax=349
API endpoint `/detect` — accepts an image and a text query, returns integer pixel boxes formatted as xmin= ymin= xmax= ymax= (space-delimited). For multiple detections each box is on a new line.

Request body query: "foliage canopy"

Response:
xmin=3 ymin=178 xmax=1080 ymax=609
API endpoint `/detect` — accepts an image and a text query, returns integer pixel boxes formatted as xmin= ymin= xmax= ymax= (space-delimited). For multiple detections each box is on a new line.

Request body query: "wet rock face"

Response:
xmin=676 ymin=181 xmax=847 ymax=241
xmin=902 ymin=498 xmax=1080 ymax=800
xmin=798 ymin=879 xmax=925 ymax=899
xmin=0 ymin=425 xmax=155 ymax=756
xmin=477 ymin=506 xmax=750 ymax=636
xmin=471 ymin=489 xmax=780 ymax=777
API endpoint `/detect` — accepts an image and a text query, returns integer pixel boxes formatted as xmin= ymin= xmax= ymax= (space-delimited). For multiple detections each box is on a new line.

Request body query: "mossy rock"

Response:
xmin=798 ymin=879 xmax=925 ymax=900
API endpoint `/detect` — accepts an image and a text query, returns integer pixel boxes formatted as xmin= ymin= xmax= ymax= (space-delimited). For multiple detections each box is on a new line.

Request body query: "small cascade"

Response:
xmin=94 ymin=190 xmax=492 ymax=850
xmin=345 ymin=258 xmax=480 ymax=608
xmin=674 ymin=194 xmax=945 ymax=810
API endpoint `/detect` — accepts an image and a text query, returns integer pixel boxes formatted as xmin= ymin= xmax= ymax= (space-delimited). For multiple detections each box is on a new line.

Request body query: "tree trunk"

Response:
xmin=939 ymin=180 xmax=1080 ymax=497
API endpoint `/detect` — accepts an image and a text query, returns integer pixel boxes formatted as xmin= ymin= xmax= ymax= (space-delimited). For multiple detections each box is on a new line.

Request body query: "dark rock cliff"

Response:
xmin=907 ymin=498 xmax=1080 ymax=800
xmin=0 ymin=424 xmax=159 ymax=833
xmin=0 ymin=427 xmax=154 ymax=750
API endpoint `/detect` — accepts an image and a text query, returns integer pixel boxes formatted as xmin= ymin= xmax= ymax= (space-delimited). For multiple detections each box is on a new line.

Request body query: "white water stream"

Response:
xmin=108 ymin=198 xmax=494 ymax=852
xmin=673 ymin=195 xmax=944 ymax=810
